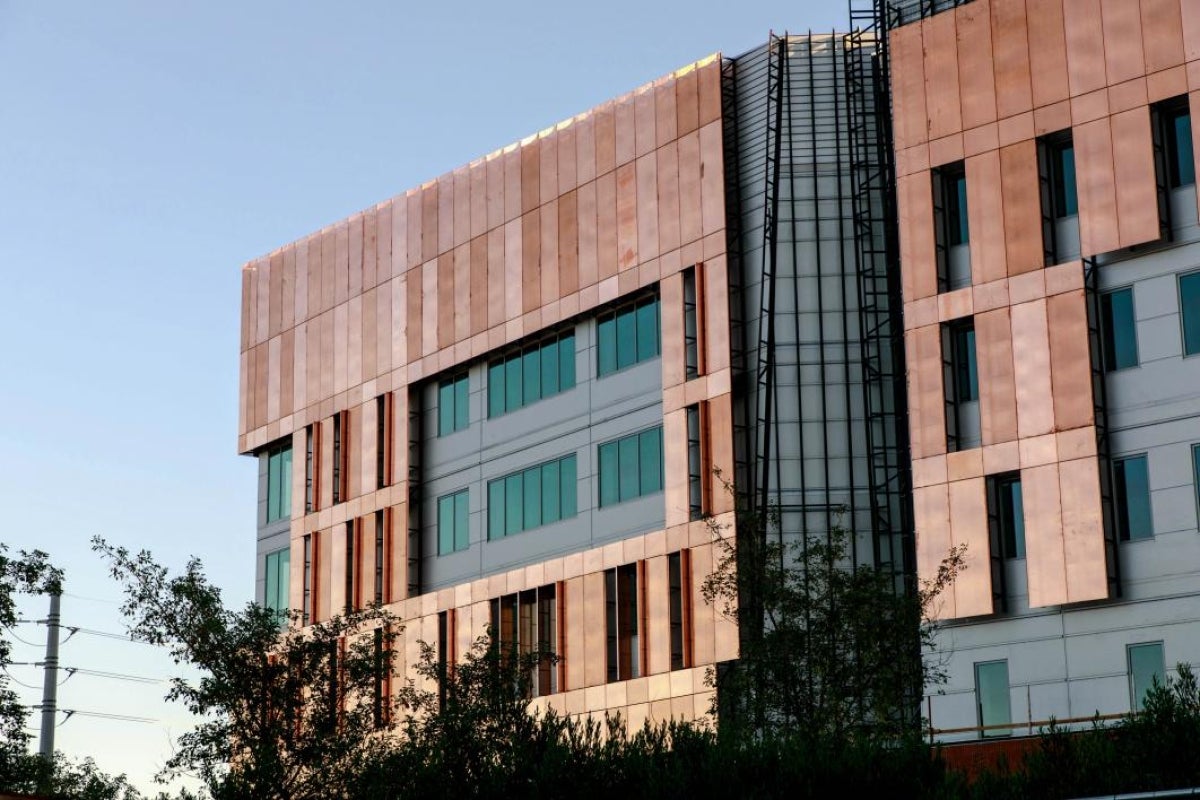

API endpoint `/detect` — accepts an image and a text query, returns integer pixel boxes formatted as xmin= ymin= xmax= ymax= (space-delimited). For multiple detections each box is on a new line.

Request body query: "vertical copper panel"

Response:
xmin=321 ymin=229 xmax=337 ymax=313
xmin=675 ymin=67 xmax=699 ymax=137
xmin=924 ymin=10 xmax=963 ymax=140
xmin=1022 ymin=462 xmax=1068 ymax=607
xmin=470 ymin=161 xmax=487 ymax=240
xmin=540 ymin=200 xmax=560 ymax=306
xmin=677 ymin=131 xmax=703 ymax=246
xmin=406 ymin=270 xmax=422 ymax=366
xmin=503 ymin=147 xmax=522 ymax=224
xmin=657 ymin=142 xmax=682 ymax=255
xmin=504 ymin=218 xmax=523 ymax=321
xmin=596 ymin=172 xmax=619 ymax=281
xmin=319 ymin=417 xmax=334 ymax=509
xmin=689 ymin=543 xmax=715 ymax=666
xmin=334 ymin=223 xmax=350 ymax=308
xmin=663 ymin=408 xmax=688 ymax=526
xmin=246 ymin=343 xmax=258 ymax=430
xmin=348 ymin=216 xmax=364 ymax=299
xmin=1100 ymin=0 xmax=1145 ymax=85
xmin=307 ymin=238 xmax=322 ymax=320
xmin=634 ymin=86 xmax=656 ymax=158
xmin=295 ymin=238 xmax=309 ymax=325
xmin=660 ymin=272 xmax=685 ymax=389
xmin=956 ymin=0 xmax=998 ymax=129
xmin=521 ymin=212 xmax=542 ymax=313
xmin=487 ymin=227 xmax=505 ymax=329
xmin=1027 ymin=0 xmax=1071 ymax=108
xmin=240 ymin=268 xmax=251 ymax=354
xmin=540 ymin=134 xmax=558 ymax=206
xmin=966 ymin=151 xmax=1007 ymax=284
xmin=594 ymin=103 xmax=617 ymax=177
xmin=347 ymin=295 xmax=363 ymax=390
xmin=575 ymin=112 xmax=597 ymax=186
xmin=1140 ymin=0 xmax=1185 ymax=73
xmin=706 ymin=393 xmax=734 ymax=515
xmin=293 ymin=321 xmax=306 ymax=415
xmin=520 ymin=141 xmax=540 ymax=215
xmin=905 ymin=325 xmax=948 ymax=459
xmin=914 ymin=484 xmax=954 ymax=618
xmin=1185 ymin=0 xmax=1200 ymax=62
xmin=256 ymin=256 xmax=269 ymax=344
xmin=267 ymin=336 xmax=281 ymax=423
xmin=615 ymin=164 xmax=638 ymax=272
xmin=999 ymin=140 xmax=1044 ymax=276
xmin=1063 ymin=0 xmax=1107 ymax=97
xmin=636 ymin=154 xmax=660 ymax=262
xmin=897 ymin=171 xmax=938 ymax=301
xmin=655 ymin=80 xmax=678 ymax=148
xmin=333 ymin=302 xmax=349 ymax=396
xmin=389 ymin=275 xmax=405 ymax=374
xmin=362 ymin=287 xmax=377 ymax=383
xmin=645 ymin=555 xmax=669 ymax=675
xmin=268 ymin=253 xmax=283 ymax=339
xmin=320 ymin=310 xmax=334 ymax=401
xmin=697 ymin=60 xmax=722 ymax=127
xmin=1111 ymin=107 xmax=1162 ymax=249
xmin=976 ymin=308 xmax=1018 ymax=445
xmin=306 ymin=319 xmax=320 ymax=412
xmin=1075 ymin=117 xmax=1121 ymax=255
xmin=406 ymin=192 xmax=423 ymax=271
xmin=948 ymin=477 xmax=993 ymax=617
xmin=453 ymin=168 xmax=470 ymax=250
xmin=486 ymin=153 xmax=505 ymax=231
xmin=1011 ymin=299 xmax=1055 ymax=438
xmin=889 ymin=24 xmax=928 ymax=150
xmin=558 ymin=191 xmax=580 ymax=297
xmin=990 ymin=0 xmax=1033 ymax=119
xmin=703 ymin=257 xmax=731 ymax=374
xmin=453 ymin=244 xmax=471 ymax=343
xmin=362 ymin=210 xmax=378 ymax=291
xmin=469 ymin=236 xmax=488 ymax=336
xmin=1046 ymin=289 xmax=1095 ymax=430
xmin=699 ymin=121 xmax=725 ymax=237
xmin=576 ymin=180 xmax=599 ymax=288
xmin=583 ymin=571 xmax=605 ymax=688
xmin=361 ymin=399 xmax=377 ymax=497
xmin=615 ymin=95 xmax=636 ymax=167
xmin=1058 ymin=456 xmax=1110 ymax=603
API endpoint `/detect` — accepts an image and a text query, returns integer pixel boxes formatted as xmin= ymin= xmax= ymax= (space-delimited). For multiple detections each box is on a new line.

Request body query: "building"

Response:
xmin=238 ymin=0 xmax=1200 ymax=739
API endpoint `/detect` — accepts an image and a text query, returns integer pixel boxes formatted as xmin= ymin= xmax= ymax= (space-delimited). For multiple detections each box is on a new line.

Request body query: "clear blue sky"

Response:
xmin=0 ymin=1 xmax=846 ymax=791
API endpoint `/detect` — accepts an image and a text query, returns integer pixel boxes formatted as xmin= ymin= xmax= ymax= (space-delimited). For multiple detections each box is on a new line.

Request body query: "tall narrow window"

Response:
xmin=1114 ymin=455 xmax=1153 ymax=541
xmin=437 ymin=489 xmax=469 ymax=555
xmin=605 ymin=564 xmax=640 ymax=683
xmin=683 ymin=267 xmax=702 ymax=379
xmin=302 ymin=534 xmax=314 ymax=626
xmin=305 ymin=424 xmax=317 ymax=513
xmin=1180 ymin=271 xmax=1200 ymax=357
xmin=265 ymin=441 xmax=293 ymax=523
xmin=986 ymin=473 xmax=1023 ymax=612
xmin=536 ymin=584 xmax=557 ymax=696
xmin=332 ymin=411 xmax=348 ymax=505
xmin=374 ymin=509 xmax=386 ymax=605
xmin=344 ymin=520 xmax=357 ymax=614
xmin=597 ymin=296 xmax=661 ymax=377
xmin=686 ymin=405 xmax=705 ymax=520
xmin=1157 ymin=97 xmax=1195 ymax=189
xmin=436 ymin=610 xmax=453 ymax=708
xmin=1101 ymin=288 xmax=1139 ymax=371
xmin=668 ymin=551 xmax=690 ymax=671
xmin=943 ymin=320 xmax=980 ymax=452
xmin=1039 ymin=131 xmax=1079 ymax=265
xmin=598 ymin=427 xmax=664 ymax=508
xmin=933 ymin=161 xmax=970 ymax=292
xmin=1128 ymin=642 xmax=1166 ymax=712
xmin=376 ymin=394 xmax=391 ymax=490
xmin=372 ymin=627 xmax=387 ymax=729
xmin=264 ymin=547 xmax=291 ymax=624
xmin=438 ymin=373 xmax=469 ymax=436
xmin=975 ymin=660 xmax=1012 ymax=738
xmin=1193 ymin=445 xmax=1200 ymax=522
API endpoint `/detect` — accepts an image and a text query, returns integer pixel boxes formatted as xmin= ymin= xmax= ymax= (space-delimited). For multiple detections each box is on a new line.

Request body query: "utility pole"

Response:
xmin=38 ymin=592 xmax=61 ymax=760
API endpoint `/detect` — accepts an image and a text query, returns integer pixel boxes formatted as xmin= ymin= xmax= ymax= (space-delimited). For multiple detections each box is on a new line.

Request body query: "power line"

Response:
xmin=63 ymin=667 xmax=163 ymax=685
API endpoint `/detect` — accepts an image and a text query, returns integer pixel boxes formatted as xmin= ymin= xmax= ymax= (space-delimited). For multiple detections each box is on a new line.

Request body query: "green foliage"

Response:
xmin=93 ymin=536 xmax=399 ymax=800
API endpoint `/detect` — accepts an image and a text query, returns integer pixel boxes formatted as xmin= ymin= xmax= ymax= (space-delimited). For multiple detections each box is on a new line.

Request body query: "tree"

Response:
xmin=93 ymin=537 xmax=399 ymax=800
xmin=700 ymin=470 xmax=964 ymax=741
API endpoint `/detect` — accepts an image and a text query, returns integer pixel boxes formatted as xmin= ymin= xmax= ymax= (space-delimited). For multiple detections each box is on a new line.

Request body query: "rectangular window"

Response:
xmin=376 ymin=394 xmax=391 ymax=490
xmin=1128 ymin=642 xmax=1165 ymax=712
xmin=437 ymin=373 xmax=469 ymax=436
xmin=332 ymin=411 xmax=348 ymax=505
xmin=437 ymin=609 xmax=453 ymax=708
xmin=668 ymin=551 xmax=690 ymax=671
xmin=437 ymin=489 xmax=469 ymax=555
xmin=1114 ymin=455 xmax=1153 ymax=541
xmin=1046 ymin=134 xmax=1077 ymax=218
xmin=1157 ymin=97 xmax=1195 ymax=189
xmin=997 ymin=476 xmax=1025 ymax=560
xmin=486 ymin=330 xmax=576 ymax=417
xmin=1101 ymin=288 xmax=1139 ymax=371
xmin=344 ymin=520 xmax=357 ymax=614
xmin=683 ymin=266 xmax=702 ymax=379
xmin=302 ymin=533 xmax=314 ymax=626
xmin=266 ymin=441 xmax=293 ymax=523
xmin=264 ymin=547 xmax=290 ymax=623
xmin=1039 ymin=132 xmax=1079 ymax=265
xmin=373 ymin=627 xmax=387 ymax=729
xmin=374 ymin=509 xmax=386 ymax=605
xmin=489 ymin=583 xmax=558 ymax=697
xmin=975 ymin=660 xmax=1011 ymax=738
xmin=304 ymin=424 xmax=317 ymax=514
xmin=605 ymin=564 xmax=640 ymax=683
xmin=686 ymin=405 xmax=705 ymax=520
xmin=486 ymin=454 xmax=577 ymax=540
xmin=933 ymin=161 xmax=970 ymax=292
xmin=944 ymin=320 xmax=980 ymax=452
xmin=1180 ymin=271 xmax=1200 ymax=357
xmin=1194 ymin=445 xmax=1200 ymax=524
xmin=598 ymin=427 xmax=664 ymax=508
xmin=597 ymin=296 xmax=661 ymax=378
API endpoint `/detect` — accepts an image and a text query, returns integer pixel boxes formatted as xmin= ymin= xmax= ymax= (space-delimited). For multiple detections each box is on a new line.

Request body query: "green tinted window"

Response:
xmin=454 ymin=491 xmax=469 ymax=552
xmin=266 ymin=443 xmax=293 ymax=523
xmin=438 ymin=374 xmax=469 ymax=436
xmin=953 ymin=325 xmax=978 ymax=402
xmin=487 ymin=454 xmax=578 ymax=539
xmin=597 ymin=297 xmax=661 ymax=377
xmin=1101 ymin=288 xmax=1138 ymax=371
xmin=1168 ymin=108 xmax=1195 ymax=187
xmin=438 ymin=489 xmax=469 ymax=555
xmin=488 ymin=362 xmax=506 ymax=418
xmin=264 ymin=547 xmax=290 ymax=621
xmin=598 ymin=426 xmax=665 ymax=508
xmin=975 ymin=660 xmax=1011 ymax=737
xmin=1056 ymin=143 xmax=1078 ymax=217
xmin=540 ymin=339 xmax=559 ymax=393
xmin=505 ymin=357 xmax=523 ymax=411
xmin=487 ymin=331 xmax=577 ymax=417
xmin=1181 ymin=272 xmax=1200 ymax=356
xmin=522 ymin=349 xmax=541 ymax=403
xmin=1129 ymin=642 xmax=1165 ymax=711
xmin=560 ymin=334 xmax=576 ymax=388
xmin=1114 ymin=455 xmax=1153 ymax=541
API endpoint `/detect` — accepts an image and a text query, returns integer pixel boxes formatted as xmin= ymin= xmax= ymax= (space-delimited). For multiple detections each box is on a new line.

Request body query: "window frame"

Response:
xmin=974 ymin=659 xmax=1012 ymax=738
xmin=1127 ymin=641 xmax=1166 ymax=712
xmin=1179 ymin=270 xmax=1200 ymax=358
xmin=1099 ymin=286 xmax=1139 ymax=372
xmin=437 ymin=489 xmax=470 ymax=556
xmin=1113 ymin=453 xmax=1154 ymax=542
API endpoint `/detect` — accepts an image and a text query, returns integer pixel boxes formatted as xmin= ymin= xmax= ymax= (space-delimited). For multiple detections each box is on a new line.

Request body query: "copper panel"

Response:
xmin=889 ymin=23 xmax=928 ymax=150
xmin=703 ymin=258 xmax=731 ymax=374
xmin=1027 ymin=0 xmax=1071 ymax=107
xmin=540 ymin=133 xmax=558 ymax=206
xmin=594 ymin=103 xmax=617 ymax=177
xmin=334 ymin=302 xmax=350 ymax=396
xmin=406 ymin=269 xmax=422 ymax=366
xmin=347 ymin=295 xmax=363 ymax=390
xmin=689 ymin=543 xmax=715 ymax=666
xmin=240 ymin=268 xmax=251 ymax=353
xmin=556 ymin=191 xmax=579 ymax=299
xmin=575 ymin=112 xmax=596 ymax=186
xmin=1111 ymin=107 xmax=1162 ymax=249
xmin=999 ymin=140 xmax=1044 ymax=276
xmin=320 ymin=310 xmax=335 ymax=402
xmin=1147 ymin=66 xmax=1188 ymax=102
xmin=319 ymin=417 xmax=334 ymax=510
xmin=914 ymin=484 xmax=954 ymax=619
xmin=678 ymin=131 xmax=703 ymax=246
xmin=361 ymin=399 xmax=377 ymax=495
xmin=390 ymin=275 xmax=405 ymax=374
xmin=267 ymin=336 xmax=281 ymax=423
xmin=255 ymin=256 xmax=269 ymax=344
xmin=655 ymin=80 xmax=678 ymax=148
xmin=1057 ymin=456 xmax=1109 ymax=603
xmin=948 ymin=477 xmax=993 ymax=617
xmin=976 ymin=308 xmax=1018 ymax=445
xmin=906 ymin=325 xmax=947 ymax=459
xmin=675 ymin=67 xmax=699 ymax=137
xmin=645 ymin=555 xmax=669 ymax=675
xmin=521 ymin=141 xmax=540 ymax=215
xmin=583 ymin=571 xmax=605 ymax=688
xmin=362 ymin=287 xmax=377 ymax=382
xmin=268 ymin=252 xmax=283 ymax=338
xmin=307 ymin=238 xmax=322 ymax=320
xmin=469 ymin=161 xmax=487 ymax=241
xmin=946 ymin=448 xmax=983 ymax=482
xmin=635 ymin=86 xmax=656 ymax=158
xmin=406 ymin=192 xmax=423 ymax=271
xmin=1108 ymin=78 xmax=1148 ymax=115
xmin=1011 ymin=299 xmax=1055 ymax=438
xmin=924 ymin=10 xmax=963 ymax=140
xmin=1034 ymin=100 xmax=1072 ymax=137
xmin=576 ymin=181 xmax=599 ymax=289
xmin=293 ymin=321 xmax=306 ymax=415
xmin=521 ymin=213 xmax=541 ymax=314
xmin=1074 ymin=93 xmax=1115 ymax=137
xmin=933 ymin=133 xmax=966 ymax=169
xmin=503 ymin=218 xmax=523 ymax=322
xmin=336 ymin=222 xmax=352 ymax=307
xmin=1063 ymin=0 xmax=1107 ymax=97
xmin=699 ymin=121 xmax=725 ymax=236
xmin=966 ymin=151 xmax=1007 ymax=284
xmin=996 ymin=111 xmax=1035 ymax=148
xmin=663 ymin=408 xmax=688 ymax=527
xmin=470 ymin=236 xmax=488 ymax=336
xmin=706 ymin=394 xmax=734 ymax=515
xmin=1186 ymin=0 xmax=1200 ymax=61
xmin=656 ymin=142 xmax=682 ymax=255
xmin=1046 ymin=289 xmax=1094 ymax=430
xmin=1022 ymin=463 xmax=1068 ymax=608
xmin=596 ymin=171 xmax=619 ymax=281
xmin=660 ymin=273 xmax=685 ymax=389
xmin=1101 ymin=0 xmax=1145 ymax=85
xmin=540 ymin=201 xmax=560 ymax=305
xmin=956 ymin=0 xmax=998 ymax=129
xmin=321 ymin=228 xmax=338 ymax=313
xmin=615 ymin=95 xmax=636 ymax=167
xmin=453 ymin=244 xmax=471 ymax=343
xmin=615 ymin=163 xmax=638 ymax=272
xmin=897 ymin=171 xmax=937 ymax=301
xmin=486 ymin=153 xmax=505 ymax=231
xmin=503 ymin=147 xmax=522 ymax=224
xmin=452 ymin=168 xmax=470 ymax=250
xmin=363 ymin=210 xmax=379 ymax=292
xmin=558 ymin=123 xmax=578 ymax=196
xmin=697 ymin=60 xmax=722 ymax=127
xmin=636 ymin=154 xmax=660 ymax=262
xmin=1074 ymin=117 xmax=1121 ymax=255
xmin=306 ymin=320 xmax=320 ymax=413
xmin=990 ymin=0 xmax=1033 ymax=119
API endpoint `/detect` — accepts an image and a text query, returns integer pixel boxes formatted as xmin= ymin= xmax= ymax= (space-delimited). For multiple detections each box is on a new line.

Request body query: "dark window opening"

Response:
xmin=933 ymin=161 xmax=970 ymax=292
xmin=605 ymin=564 xmax=640 ymax=683
xmin=1100 ymin=288 xmax=1139 ymax=371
